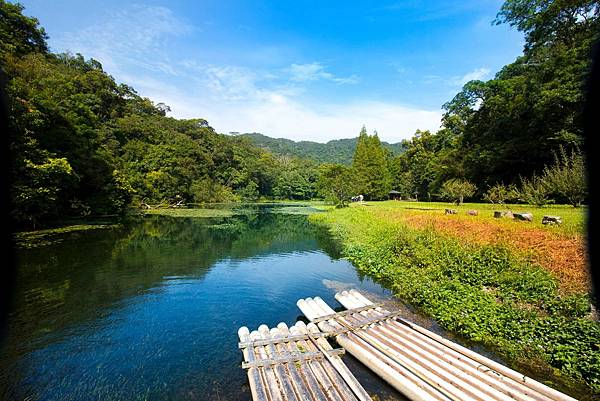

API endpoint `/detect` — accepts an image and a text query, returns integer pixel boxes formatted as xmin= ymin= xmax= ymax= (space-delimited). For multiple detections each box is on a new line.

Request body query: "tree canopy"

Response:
xmin=2 ymin=0 xmax=594 ymax=227
xmin=1 ymin=2 xmax=320 ymax=228
xmin=390 ymin=0 xmax=595 ymax=204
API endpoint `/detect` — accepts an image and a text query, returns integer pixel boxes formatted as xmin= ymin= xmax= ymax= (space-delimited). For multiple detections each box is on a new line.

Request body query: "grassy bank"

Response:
xmin=310 ymin=201 xmax=598 ymax=396
xmin=14 ymin=223 xmax=122 ymax=248
xmin=144 ymin=201 xmax=331 ymax=218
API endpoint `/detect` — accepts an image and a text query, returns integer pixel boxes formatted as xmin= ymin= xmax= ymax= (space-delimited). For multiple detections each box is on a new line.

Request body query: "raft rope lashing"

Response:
xmin=326 ymin=312 xmax=458 ymax=401
xmin=305 ymin=332 xmax=373 ymax=401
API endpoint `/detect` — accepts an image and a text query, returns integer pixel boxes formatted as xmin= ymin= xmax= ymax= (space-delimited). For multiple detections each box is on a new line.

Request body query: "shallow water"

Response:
xmin=1 ymin=206 xmax=407 ymax=401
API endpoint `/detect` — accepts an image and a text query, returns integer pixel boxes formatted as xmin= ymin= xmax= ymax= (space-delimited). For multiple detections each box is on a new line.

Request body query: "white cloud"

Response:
xmin=50 ymin=5 xmax=439 ymax=143
xmin=219 ymin=98 xmax=441 ymax=142
xmin=451 ymin=67 xmax=491 ymax=86
xmin=287 ymin=62 xmax=359 ymax=84
xmin=54 ymin=5 xmax=192 ymax=73
xmin=142 ymin=85 xmax=441 ymax=142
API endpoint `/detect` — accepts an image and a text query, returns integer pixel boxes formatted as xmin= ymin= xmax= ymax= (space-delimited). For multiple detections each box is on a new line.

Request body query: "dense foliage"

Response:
xmin=439 ymin=179 xmax=477 ymax=205
xmin=240 ymin=132 xmax=405 ymax=165
xmin=317 ymin=163 xmax=355 ymax=207
xmin=351 ymin=127 xmax=392 ymax=200
xmin=389 ymin=0 xmax=597 ymax=203
xmin=3 ymin=0 xmax=596 ymax=226
xmin=1 ymin=1 xmax=319 ymax=228
xmin=311 ymin=204 xmax=599 ymax=395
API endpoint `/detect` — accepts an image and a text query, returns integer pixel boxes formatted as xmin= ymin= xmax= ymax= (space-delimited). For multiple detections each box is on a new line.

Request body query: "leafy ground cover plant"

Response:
xmin=310 ymin=203 xmax=598 ymax=395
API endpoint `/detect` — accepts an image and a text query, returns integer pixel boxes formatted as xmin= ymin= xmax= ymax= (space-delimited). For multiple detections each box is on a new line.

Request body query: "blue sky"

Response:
xmin=20 ymin=0 xmax=524 ymax=142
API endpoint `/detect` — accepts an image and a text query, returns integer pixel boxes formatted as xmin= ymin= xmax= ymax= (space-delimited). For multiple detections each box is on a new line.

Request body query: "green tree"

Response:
xmin=438 ymin=0 xmax=598 ymax=190
xmin=12 ymin=157 xmax=77 ymax=228
xmin=390 ymin=130 xmax=439 ymax=200
xmin=352 ymin=127 xmax=392 ymax=200
xmin=495 ymin=0 xmax=599 ymax=52
xmin=317 ymin=164 xmax=355 ymax=208
xmin=439 ymin=179 xmax=477 ymax=205
xmin=517 ymin=173 xmax=553 ymax=207
xmin=0 ymin=1 xmax=48 ymax=59
xmin=483 ymin=183 xmax=518 ymax=209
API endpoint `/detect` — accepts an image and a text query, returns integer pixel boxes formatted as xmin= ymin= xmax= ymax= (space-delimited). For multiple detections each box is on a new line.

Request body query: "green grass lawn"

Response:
xmin=365 ymin=200 xmax=587 ymax=237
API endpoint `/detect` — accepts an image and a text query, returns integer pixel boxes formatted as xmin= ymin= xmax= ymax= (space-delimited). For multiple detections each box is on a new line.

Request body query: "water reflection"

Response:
xmin=1 ymin=209 xmax=399 ymax=401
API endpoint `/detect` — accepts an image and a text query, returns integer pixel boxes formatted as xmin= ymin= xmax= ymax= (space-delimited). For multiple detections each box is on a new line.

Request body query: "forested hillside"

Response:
xmin=1 ymin=1 xmax=320 ymax=228
xmin=2 ymin=0 xmax=596 ymax=225
xmin=388 ymin=0 xmax=598 ymax=201
xmin=239 ymin=132 xmax=405 ymax=165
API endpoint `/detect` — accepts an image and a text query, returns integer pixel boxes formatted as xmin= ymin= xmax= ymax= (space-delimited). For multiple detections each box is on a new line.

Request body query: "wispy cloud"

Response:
xmin=140 ymin=83 xmax=441 ymax=142
xmin=422 ymin=67 xmax=491 ymax=89
xmin=450 ymin=67 xmax=491 ymax=86
xmin=50 ymin=4 xmax=439 ymax=142
xmin=54 ymin=5 xmax=192 ymax=73
xmin=287 ymin=62 xmax=359 ymax=84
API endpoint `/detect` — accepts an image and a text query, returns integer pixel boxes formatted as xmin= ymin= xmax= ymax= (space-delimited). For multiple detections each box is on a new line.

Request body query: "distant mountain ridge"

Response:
xmin=238 ymin=133 xmax=405 ymax=165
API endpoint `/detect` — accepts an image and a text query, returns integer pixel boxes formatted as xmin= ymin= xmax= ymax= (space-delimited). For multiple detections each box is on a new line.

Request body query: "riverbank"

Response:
xmin=309 ymin=201 xmax=598 ymax=397
xmin=12 ymin=201 xmax=331 ymax=248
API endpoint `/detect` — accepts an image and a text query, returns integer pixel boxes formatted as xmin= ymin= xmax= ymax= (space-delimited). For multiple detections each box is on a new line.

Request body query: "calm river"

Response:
xmin=1 ymin=205 xmax=407 ymax=400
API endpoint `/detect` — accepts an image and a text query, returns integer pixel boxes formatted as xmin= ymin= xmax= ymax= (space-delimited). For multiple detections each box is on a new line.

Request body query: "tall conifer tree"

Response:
xmin=351 ymin=126 xmax=391 ymax=200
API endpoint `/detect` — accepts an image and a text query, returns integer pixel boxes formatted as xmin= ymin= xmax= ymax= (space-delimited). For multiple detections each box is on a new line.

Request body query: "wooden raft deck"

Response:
xmin=237 ymin=320 xmax=372 ymax=401
xmin=297 ymin=290 xmax=577 ymax=401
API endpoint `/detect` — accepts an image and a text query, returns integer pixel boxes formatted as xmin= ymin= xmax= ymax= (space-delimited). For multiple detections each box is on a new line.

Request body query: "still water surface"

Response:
xmin=1 ymin=205 xmax=406 ymax=400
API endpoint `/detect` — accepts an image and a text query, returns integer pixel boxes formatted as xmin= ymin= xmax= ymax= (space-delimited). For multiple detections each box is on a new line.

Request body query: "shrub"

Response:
xmin=439 ymin=179 xmax=477 ymax=205
xmin=516 ymin=173 xmax=553 ymax=207
xmin=543 ymin=147 xmax=587 ymax=207
xmin=484 ymin=183 xmax=518 ymax=209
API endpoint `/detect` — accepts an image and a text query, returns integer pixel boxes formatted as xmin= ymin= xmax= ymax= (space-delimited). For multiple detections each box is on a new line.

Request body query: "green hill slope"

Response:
xmin=238 ymin=133 xmax=405 ymax=165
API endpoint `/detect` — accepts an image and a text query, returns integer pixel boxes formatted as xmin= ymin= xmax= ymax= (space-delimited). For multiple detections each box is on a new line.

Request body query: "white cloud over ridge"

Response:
xmin=52 ymin=4 xmax=441 ymax=143
xmin=137 ymin=84 xmax=442 ymax=143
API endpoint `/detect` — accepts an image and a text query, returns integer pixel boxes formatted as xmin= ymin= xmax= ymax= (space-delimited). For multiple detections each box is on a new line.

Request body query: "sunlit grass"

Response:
xmin=361 ymin=200 xmax=586 ymax=238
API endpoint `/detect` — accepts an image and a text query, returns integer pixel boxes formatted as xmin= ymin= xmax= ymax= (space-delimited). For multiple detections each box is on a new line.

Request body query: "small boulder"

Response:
xmin=542 ymin=215 xmax=562 ymax=225
xmin=494 ymin=210 xmax=514 ymax=219
xmin=467 ymin=210 xmax=478 ymax=216
xmin=445 ymin=209 xmax=457 ymax=215
xmin=514 ymin=212 xmax=533 ymax=222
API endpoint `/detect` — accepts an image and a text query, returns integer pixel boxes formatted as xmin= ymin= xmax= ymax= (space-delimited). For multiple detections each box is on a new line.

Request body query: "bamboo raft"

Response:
xmin=297 ymin=289 xmax=577 ymax=401
xmin=237 ymin=320 xmax=372 ymax=401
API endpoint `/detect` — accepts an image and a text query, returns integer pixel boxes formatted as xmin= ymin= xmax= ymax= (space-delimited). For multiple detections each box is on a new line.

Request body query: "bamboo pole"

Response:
xmin=340 ymin=300 xmax=547 ymax=401
xmin=289 ymin=323 xmax=342 ymax=401
xmin=310 ymin=298 xmax=477 ymax=401
xmin=341 ymin=311 xmax=518 ymax=401
xmin=238 ymin=327 xmax=270 ymax=401
xmin=304 ymin=321 xmax=373 ymax=401
xmin=277 ymin=323 xmax=330 ymax=401
xmin=251 ymin=329 xmax=285 ymax=401
xmin=258 ymin=324 xmax=300 ymax=401
xmin=298 ymin=298 xmax=445 ymax=401
xmin=339 ymin=290 xmax=577 ymax=401
xmin=294 ymin=321 xmax=356 ymax=401
xmin=270 ymin=326 xmax=313 ymax=401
